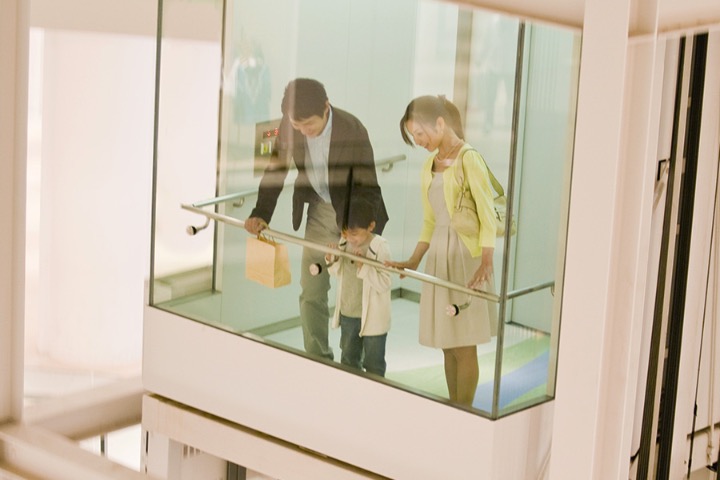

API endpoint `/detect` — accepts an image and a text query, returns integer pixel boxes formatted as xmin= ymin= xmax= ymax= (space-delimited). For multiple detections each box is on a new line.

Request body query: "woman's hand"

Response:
xmin=385 ymin=242 xmax=428 ymax=279
xmin=385 ymin=258 xmax=420 ymax=279
xmin=468 ymin=248 xmax=494 ymax=290
xmin=385 ymin=258 xmax=420 ymax=270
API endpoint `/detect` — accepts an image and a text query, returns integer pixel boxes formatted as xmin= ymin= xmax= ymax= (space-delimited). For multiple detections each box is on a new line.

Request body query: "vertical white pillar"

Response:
xmin=548 ymin=0 xmax=632 ymax=477
xmin=0 ymin=0 xmax=29 ymax=423
xmin=141 ymin=430 xmax=175 ymax=478
xmin=142 ymin=429 xmax=228 ymax=480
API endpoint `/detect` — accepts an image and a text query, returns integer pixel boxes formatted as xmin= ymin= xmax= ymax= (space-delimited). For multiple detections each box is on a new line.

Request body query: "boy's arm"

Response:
xmin=327 ymin=259 xmax=341 ymax=277
xmin=356 ymin=239 xmax=392 ymax=292
xmin=326 ymin=242 xmax=342 ymax=277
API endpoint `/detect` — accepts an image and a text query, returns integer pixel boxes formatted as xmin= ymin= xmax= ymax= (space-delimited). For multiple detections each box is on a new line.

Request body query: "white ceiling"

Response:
xmin=31 ymin=0 xmax=720 ymax=39
xmin=461 ymin=0 xmax=720 ymax=34
xmin=656 ymin=0 xmax=720 ymax=34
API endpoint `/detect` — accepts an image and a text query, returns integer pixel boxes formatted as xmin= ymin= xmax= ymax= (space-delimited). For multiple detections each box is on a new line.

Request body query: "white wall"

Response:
xmin=143 ymin=306 xmax=554 ymax=479
xmin=25 ymin=28 xmax=155 ymax=370
xmin=30 ymin=0 xmax=156 ymax=37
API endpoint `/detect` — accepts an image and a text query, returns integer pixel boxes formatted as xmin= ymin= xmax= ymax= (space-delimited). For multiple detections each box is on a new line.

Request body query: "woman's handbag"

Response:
xmin=493 ymin=193 xmax=516 ymax=237
xmin=451 ymin=150 xmax=517 ymax=238
xmin=451 ymin=175 xmax=481 ymax=237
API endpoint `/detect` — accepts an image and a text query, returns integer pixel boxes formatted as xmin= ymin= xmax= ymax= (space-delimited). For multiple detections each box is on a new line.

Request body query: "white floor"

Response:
xmin=264 ymin=296 xmax=533 ymax=372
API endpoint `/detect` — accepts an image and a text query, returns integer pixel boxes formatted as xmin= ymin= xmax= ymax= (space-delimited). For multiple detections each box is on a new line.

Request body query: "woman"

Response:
xmin=389 ymin=95 xmax=498 ymax=406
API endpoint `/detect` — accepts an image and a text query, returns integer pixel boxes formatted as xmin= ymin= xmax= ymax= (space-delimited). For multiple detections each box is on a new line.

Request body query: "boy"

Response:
xmin=325 ymin=197 xmax=392 ymax=377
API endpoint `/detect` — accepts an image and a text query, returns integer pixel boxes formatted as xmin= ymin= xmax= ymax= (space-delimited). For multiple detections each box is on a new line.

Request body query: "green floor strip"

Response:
xmin=386 ymin=334 xmax=550 ymax=401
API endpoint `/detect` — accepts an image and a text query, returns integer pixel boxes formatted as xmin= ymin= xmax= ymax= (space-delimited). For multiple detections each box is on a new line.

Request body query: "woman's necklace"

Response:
xmin=435 ymin=139 xmax=464 ymax=169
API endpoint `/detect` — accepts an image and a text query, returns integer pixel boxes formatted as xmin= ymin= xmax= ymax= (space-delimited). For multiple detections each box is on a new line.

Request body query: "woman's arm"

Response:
xmin=468 ymin=247 xmax=494 ymax=289
xmin=464 ymin=150 xmax=497 ymax=248
xmin=385 ymin=241 xmax=429 ymax=278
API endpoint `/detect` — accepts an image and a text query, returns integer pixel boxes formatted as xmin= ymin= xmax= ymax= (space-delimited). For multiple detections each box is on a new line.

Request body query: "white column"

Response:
xmin=142 ymin=427 xmax=228 ymax=480
xmin=595 ymin=37 xmax=667 ymax=479
xmin=0 ymin=0 xmax=29 ymax=423
xmin=548 ymin=0 xmax=634 ymax=477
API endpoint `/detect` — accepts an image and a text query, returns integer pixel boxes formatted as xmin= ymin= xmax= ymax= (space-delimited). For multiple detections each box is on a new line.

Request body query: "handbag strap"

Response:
xmin=457 ymin=147 xmax=505 ymax=197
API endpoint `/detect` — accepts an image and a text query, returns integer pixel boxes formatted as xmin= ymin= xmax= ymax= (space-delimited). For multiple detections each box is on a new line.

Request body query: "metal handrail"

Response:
xmin=181 ymin=203 xmax=500 ymax=303
xmin=507 ymin=280 xmax=554 ymax=299
xmin=191 ymin=154 xmax=407 ymax=209
xmin=184 ymin=201 xmax=555 ymax=301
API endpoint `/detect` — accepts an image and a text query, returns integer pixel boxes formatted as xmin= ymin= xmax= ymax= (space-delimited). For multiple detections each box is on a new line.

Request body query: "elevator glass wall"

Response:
xmin=150 ymin=0 xmax=580 ymax=418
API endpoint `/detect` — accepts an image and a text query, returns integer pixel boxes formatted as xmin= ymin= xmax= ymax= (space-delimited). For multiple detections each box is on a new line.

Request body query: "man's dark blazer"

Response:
xmin=250 ymin=106 xmax=389 ymax=234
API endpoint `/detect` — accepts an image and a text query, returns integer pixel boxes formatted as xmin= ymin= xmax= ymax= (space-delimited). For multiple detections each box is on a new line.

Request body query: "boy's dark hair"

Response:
xmin=346 ymin=196 xmax=377 ymax=230
xmin=281 ymin=78 xmax=328 ymax=120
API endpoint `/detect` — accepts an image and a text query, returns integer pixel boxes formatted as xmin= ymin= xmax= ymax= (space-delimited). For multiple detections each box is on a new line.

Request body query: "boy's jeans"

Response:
xmin=339 ymin=314 xmax=387 ymax=377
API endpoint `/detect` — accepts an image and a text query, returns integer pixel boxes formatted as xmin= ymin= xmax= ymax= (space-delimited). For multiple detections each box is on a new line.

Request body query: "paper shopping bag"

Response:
xmin=245 ymin=236 xmax=292 ymax=288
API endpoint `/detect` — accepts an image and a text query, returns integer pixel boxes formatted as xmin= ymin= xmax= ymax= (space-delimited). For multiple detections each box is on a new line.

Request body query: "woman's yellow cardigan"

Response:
xmin=418 ymin=144 xmax=497 ymax=257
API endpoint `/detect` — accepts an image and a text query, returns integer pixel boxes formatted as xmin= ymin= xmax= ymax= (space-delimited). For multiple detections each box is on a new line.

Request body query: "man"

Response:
xmin=245 ymin=78 xmax=388 ymax=361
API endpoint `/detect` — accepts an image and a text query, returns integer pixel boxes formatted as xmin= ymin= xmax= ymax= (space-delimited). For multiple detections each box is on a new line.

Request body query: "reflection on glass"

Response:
xmin=151 ymin=0 xmax=580 ymax=418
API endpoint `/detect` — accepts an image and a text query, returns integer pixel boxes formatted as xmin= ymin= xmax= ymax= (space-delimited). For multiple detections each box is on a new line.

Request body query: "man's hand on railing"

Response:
xmin=244 ymin=216 xmax=268 ymax=235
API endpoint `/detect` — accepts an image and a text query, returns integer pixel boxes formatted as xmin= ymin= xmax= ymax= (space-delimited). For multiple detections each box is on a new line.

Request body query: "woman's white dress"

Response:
xmin=419 ymin=172 xmax=498 ymax=349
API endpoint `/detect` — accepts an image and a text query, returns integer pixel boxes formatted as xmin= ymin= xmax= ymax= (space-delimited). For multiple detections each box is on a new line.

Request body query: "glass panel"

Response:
xmin=151 ymin=0 xmax=223 ymax=316
xmin=464 ymin=12 xmax=520 ymax=415
xmin=151 ymin=0 xmax=580 ymax=418
xmin=496 ymin=22 xmax=580 ymax=416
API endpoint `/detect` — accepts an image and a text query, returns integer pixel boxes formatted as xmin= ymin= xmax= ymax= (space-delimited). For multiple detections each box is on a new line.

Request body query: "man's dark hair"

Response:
xmin=281 ymin=78 xmax=328 ymax=120
xmin=346 ymin=196 xmax=377 ymax=230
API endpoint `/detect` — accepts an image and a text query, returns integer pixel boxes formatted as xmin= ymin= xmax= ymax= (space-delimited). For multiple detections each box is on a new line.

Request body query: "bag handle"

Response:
xmin=456 ymin=147 xmax=505 ymax=198
xmin=257 ymin=231 xmax=279 ymax=244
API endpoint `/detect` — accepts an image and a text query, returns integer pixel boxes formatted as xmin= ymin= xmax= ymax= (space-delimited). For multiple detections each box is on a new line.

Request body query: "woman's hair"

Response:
xmin=399 ymin=95 xmax=465 ymax=146
xmin=281 ymin=78 xmax=328 ymax=120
